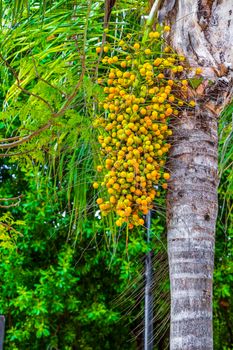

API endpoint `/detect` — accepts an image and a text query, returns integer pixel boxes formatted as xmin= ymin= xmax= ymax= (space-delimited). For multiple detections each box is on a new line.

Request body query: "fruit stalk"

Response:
xmin=144 ymin=211 xmax=153 ymax=350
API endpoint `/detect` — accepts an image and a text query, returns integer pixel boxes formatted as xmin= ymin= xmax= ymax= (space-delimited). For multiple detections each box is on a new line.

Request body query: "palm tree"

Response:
xmin=0 ymin=1 xmax=232 ymax=349
xmin=161 ymin=1 xmax=233 ymax=349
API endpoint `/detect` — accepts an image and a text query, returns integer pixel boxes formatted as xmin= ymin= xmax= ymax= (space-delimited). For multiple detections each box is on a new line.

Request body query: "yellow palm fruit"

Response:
xmin=163 ymin=173 xmax=170 ymax=180
xmin=140 ymin=108 xmax=147 ymax=116
xmin=146 ymin=71 xmax=153 ymax=77
xmin=108 ymin=94 xmax=115 ymax=101
xmin=110 ymin=196 xmax=116 ymax=204
xmin=182 ymin=79 xmax=188 ymax=86
xmin=97 ymin=198 xmax=103 ymax=205
xmin=157 ymin=73 xmax=165 ymax=79
xmin=125 ymin=207 xmax=132 ymax=216
xmin=109 ymin=72 xmax=115 ymax=79
xmin=145 ymin=63 xmax=153 ymax=70
xmin=195 ymin=67 xmax=202 ymax=75
xmin=109 ymin=86 xmax=115 ymax=93
xmin=189 ymin=100 xmax=196 ymax=107
xmin=153 ymin=31 xmax=160 ymax=39
xmin=116 ymin=70 xmax=123 ymax=78
xmin=116 ymin=219 xmax=122 ymax=227
xmin=157 ymin=150 xmax=163 ymax=156
xmin=168 ymin=95 xmax=175 ymax=102
xmin=165 ymin=108 xmax=173 ymax=116
xmin=154 ymin=58 xmax=162 ymax=66
xmin=132 ymin=104 xmax=139 ymax=112
xmin=123 ymin=71 xmax=130 ymax=78
xmin=152 ymin=111 xmax=158 ymax=119
xmin=140 ymin=67 xmax=146 ymax=76
xmin=113 ymin=183 xmax=120 ymax=191
xmin=97 ymin=165 xmax=103 ymax=172
xmin=138 ymin=218 xmax=145 ymax=225
xmin=133 ymin=43 xmax=140 ymax=50
xmin=144 ymin=48 xmax=152 ymax=55
xmin=164 ymin=47 xmax=170 ymax=53
xmin=158 ymin=96 xmax=165 ymax=103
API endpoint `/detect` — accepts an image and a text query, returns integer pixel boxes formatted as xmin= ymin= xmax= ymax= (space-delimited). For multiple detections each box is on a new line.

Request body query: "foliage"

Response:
xmin=0 ymin=0 xmax=149 ymax=230
xmin=0 ymin=1 xmax=232 ymax=349
xmin=0 ymin=165 xmax=143 ymax=349
xmin=213 ymin=102 xmax=233 ymax=349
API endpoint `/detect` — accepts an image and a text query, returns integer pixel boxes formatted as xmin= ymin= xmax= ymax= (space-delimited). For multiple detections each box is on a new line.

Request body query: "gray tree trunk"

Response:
xmin=167 ymin=109 xmax=218 ymax=350
xmin=159 ymin=1 xmax=233 ymax=349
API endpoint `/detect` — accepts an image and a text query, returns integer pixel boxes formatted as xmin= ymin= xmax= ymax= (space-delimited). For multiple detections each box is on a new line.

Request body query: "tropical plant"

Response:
xmin=0 ymin=1 xmax=232 ymax=350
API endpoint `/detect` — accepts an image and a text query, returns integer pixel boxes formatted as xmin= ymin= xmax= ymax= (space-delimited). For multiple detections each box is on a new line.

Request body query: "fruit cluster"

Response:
xmin=93 ymin=27 xmax=196 ymax=229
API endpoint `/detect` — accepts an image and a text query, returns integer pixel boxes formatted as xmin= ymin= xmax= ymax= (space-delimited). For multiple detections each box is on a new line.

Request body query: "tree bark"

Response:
xmin=159 ymin=1 xmax=233 ymax=349
xmin=167 ymin=109 xmax=218 ymax=350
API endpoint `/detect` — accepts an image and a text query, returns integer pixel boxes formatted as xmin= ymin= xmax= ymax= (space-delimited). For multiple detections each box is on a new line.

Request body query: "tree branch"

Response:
xmin=0 ymin=201 xmax=21 ymax=208
xmin=32 ymin=57 xmax=67 ymax=98
xmin=0 ymin=149 xmax=35 ymax=157
xmin=52 ymin=51 xmax=86 ymax=118
xmin=0 ymin=44 xmax=86 ymax=150
xmin=0 ymin=53 xmax=54 ymax=113
xmin=0 ymin=222 xmax=23 ymax=236
xmin=0 ymin=195 xmax=23 ymax=202
xmin=0 ymin=122 xmax=51 ymax=149
xmin=0 ymin=135 xmax=21 ymax=142
xmin=52 ymin=68 xmax=85 ymax=118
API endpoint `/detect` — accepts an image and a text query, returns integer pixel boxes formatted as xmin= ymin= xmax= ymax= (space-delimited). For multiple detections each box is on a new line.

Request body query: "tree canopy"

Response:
xmin=0 ymin=1 xmax=232 ymax=349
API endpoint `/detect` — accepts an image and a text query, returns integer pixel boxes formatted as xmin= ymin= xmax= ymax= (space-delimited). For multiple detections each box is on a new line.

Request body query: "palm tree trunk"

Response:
xmin=159 ymin=1 xmax=233 ymax=349
xmin=167 ymin=108 xmax=218 ymax=350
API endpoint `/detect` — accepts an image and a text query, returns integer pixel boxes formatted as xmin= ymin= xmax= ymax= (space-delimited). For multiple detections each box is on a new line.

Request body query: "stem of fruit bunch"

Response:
xmin=142 ymin=0 xmax=162 ymax=44
xmin=143 ymin=2 xmax=161 ymax=348
xmin=144 ymin=211 xmax=153 ymax=350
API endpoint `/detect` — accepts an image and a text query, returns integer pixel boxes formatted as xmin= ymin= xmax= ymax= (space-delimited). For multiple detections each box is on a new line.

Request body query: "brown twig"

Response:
xmin=0 ymin=122 xmax=52 ymax=149
xmin=0 ymin=201 xmax=21 ymax=208
xmin=0 ymin=222 xmax=23 ymax=236
xmin=0 ymin=135 xmax=21 ymax=142
xmin=0 ymin=149 xmax=36 ymax=157
xmin=52 ymin=46 xmax=86 ymax=118
xmin=32 ymin=57 xmax=67 ymax=97
xmin=52 ymin=69 xmax=85 ymax=118
xmin=0 ymin=53 xmax=54 ymax=113
xmin=0 ymin=194 xmax=23 ymax=202
xmin=0 ymin=35 xmax=86 ymax=150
